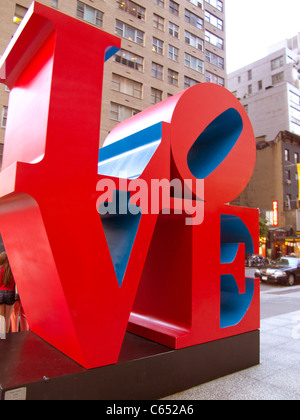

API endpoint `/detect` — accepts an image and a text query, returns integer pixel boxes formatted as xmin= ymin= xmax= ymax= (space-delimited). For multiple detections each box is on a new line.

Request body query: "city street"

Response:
xmin=246 ymin=268 xmax=300 ymax=319
xmin=260 ymin=282 xmax=300 ymax=319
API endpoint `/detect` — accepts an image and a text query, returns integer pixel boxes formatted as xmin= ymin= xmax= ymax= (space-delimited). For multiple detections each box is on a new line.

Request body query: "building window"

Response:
xmin=1 ymin=106 xmax=7 ymax=128
xmin=117 ymin=0 xmax=146 ymax=21
xmin=272 ymin=72 xmax=284 ymax=85
xmin=154 ymin=0 xmax=165 ymax=7
xmin=111 ymin=74 xmax=143 ymax=99
xmin=286 ymin=194 xmax=292 ymax=210
xmin=184 ymin=76 xmax=199 ymax=89
xmin=185 ymin=10 xmax=203 ymax=30
xmin=169 ymin=1 xmax=179 ymax=16
xmin=248 ymin=70 xmax=252 ymax=81
xmin=258 ymin=80 xmax=263 ymax=90
xmin=188 ymin=0 xmax=204 ymax=9
xmin=205 ymin=31 xmax=224 ymax=49
xmin=295 ymin=152 xmax=299 ymax=164
xmin=151 ymin=88 xmax=163 ymax=104
xmin=184 ymin=53 xmax=204 ymax=74
xmin=169 ymin=22 xmax=179 ymax=38
xmin=185 ymin=31 xmax=203 ymax=51
xmin=77 ymin=1 xmax=103 ymax=27
xmin=153 ymin=14 xmax=165 ymax=31
xmin=206 ymin=71 xmax=224 ymax=86
xmin=205 ymin=0 xmax=223 ymax=12
xmin=152 ymin=62 xmax=163 ymax=80
xmin=290 ymin=106 xmax=300 ymax=125
xmin=290 ymin=106 xmax=300 ymax=135
xmin=115 ymin=20 xmax=144 ymax=45
xmin=51 ymin=0 xmax=58 ymax=8
xmin=248 ymin=84 xmax=252 ymax=95
xmin=114 ymin=49 xmax=144 ymax=72
xmin=152 ymin=37 xmax=164 ymax=54
xmin=205 ymin=50 xmax=224 ymax=69
xmin=285 ymin=149 xmax=290 ymax=162
xmin=168 ymin=45 xmax=179 ymax=62
xmin=168 ymin=69 xmax=179 ymax=86
xmin=271 ymin=56 xmax=284 ymax=71
xmin=110 ymin=102 xmax=140 ymax=122
xmin=13 ymin=4 xmax=27 ymax=24
xmin=291 ymin=121 xmax=300 ymax=136
xmin=289 ymin=90 xmax=300 ymax=106
xmin=205 ymin=10 xmax=223 ymax=30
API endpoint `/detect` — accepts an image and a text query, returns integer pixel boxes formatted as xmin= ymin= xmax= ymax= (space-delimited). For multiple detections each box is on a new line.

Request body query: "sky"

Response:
xmin=225 ymin=0 xmax=300 ymax=73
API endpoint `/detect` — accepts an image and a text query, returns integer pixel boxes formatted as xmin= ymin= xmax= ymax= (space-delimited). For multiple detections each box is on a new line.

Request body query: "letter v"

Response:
xmin=99 ymin=190 xmax=142 ymax=288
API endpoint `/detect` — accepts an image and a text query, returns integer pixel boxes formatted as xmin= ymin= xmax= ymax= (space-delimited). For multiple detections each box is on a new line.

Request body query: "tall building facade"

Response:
xmin=0 ymin=0 xmax=226 ymax=163
xmin=232 ymin=131 xmax=300 ymax=259
xmin=228 ymin=34 xmax=300 ymax=142
xmin=228 ymin=35 xmax=300 ymax=258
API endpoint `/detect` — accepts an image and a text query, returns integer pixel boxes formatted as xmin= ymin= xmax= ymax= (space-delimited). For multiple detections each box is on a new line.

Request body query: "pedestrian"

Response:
xmin=0 ymin=252 xmax=15 ymax=339
xmin=10 ymin=290 xmax=29 ymax=333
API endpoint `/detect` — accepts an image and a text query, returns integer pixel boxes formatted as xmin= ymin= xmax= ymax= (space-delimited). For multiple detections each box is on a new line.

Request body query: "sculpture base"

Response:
xmin=0 ymin=330 xmax=259 ymax=400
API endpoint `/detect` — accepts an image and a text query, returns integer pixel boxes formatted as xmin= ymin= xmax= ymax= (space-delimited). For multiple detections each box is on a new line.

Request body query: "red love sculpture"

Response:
xmin=0 ymin=2 xmax=259 ymax=369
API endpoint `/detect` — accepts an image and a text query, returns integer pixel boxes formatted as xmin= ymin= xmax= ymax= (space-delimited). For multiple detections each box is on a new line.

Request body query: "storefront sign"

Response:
xmin=273 ymin=200 xmax=279 ymax=227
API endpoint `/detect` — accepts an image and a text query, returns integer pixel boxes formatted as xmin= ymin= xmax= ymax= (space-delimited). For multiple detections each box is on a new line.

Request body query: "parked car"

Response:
xmin=256 ymin=256 xmax=300 ymax=286
xmin=246 ymin=254 xmax=269 ymax=267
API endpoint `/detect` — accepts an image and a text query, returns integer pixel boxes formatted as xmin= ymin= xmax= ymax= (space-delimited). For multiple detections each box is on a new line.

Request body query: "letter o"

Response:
xmin=170 ymin=83 xmax=256 ymax=205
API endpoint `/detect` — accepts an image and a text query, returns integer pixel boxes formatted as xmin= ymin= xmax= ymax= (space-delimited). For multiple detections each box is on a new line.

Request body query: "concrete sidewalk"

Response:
xmin=164 ymin=310 xmax=300 ymax=400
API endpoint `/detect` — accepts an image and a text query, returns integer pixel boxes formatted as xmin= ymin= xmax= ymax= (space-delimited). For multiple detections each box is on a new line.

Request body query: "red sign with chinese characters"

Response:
xmin=273 ymin=201 xmax=279 ymax=227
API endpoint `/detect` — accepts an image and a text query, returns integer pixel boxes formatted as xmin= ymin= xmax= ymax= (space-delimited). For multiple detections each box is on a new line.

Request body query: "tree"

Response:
xmin=259 ymin=218 xmax=269 ymax=238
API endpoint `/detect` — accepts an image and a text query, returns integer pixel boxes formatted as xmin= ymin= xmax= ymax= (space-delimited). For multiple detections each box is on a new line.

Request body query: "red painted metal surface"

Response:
xmin=0 ymin=3 xmax=259 ymax=369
